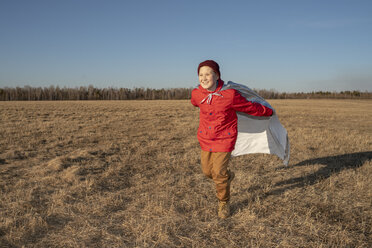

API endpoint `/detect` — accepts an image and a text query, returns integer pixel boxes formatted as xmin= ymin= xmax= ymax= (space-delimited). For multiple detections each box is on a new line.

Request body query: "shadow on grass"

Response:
xmin=272 ymin=151 xmax=372 ymax=192
xmin=232 ymin=151 xmax=372 ymax=215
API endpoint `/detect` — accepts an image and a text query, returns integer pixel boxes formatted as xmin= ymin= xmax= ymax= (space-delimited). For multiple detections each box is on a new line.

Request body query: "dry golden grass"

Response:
xmin=0 ymin=99 xmax=371 ymax=247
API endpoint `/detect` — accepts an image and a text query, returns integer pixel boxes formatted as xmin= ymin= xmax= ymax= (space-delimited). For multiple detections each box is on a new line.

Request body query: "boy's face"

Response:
xmin=199 ymin=66 xmax=219 ymax=91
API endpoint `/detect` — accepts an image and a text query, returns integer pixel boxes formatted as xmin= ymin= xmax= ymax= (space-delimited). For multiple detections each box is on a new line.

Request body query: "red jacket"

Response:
xmin=191 ymin=80 xmax=273 ymax=152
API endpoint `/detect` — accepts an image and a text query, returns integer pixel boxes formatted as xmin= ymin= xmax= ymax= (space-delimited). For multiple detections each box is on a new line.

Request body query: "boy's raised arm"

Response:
xmin=232 ymin=90 xmax=273 ymax=117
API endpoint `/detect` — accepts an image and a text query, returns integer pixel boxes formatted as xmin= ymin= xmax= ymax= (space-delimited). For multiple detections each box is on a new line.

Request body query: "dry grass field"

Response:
xmin=0 ymin=99 xmax=371 ymax=247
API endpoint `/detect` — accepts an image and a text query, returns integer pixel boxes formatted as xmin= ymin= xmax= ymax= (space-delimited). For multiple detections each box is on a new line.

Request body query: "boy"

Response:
xmin=191 ymin=60 xmax=273 ymax=219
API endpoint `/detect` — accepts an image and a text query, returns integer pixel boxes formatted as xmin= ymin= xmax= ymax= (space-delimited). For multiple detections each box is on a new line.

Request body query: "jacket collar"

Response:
xmin=198 ymin=79 xmax=225 ymax=104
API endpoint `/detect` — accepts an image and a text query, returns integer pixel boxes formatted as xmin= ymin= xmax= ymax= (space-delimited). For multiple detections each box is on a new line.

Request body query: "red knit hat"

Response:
xmin=197 ymin=60 xmax=220 ymax=79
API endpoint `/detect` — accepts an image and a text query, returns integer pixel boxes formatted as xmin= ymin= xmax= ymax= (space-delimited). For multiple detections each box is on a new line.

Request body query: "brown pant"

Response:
xmin=201 ymin=150 xmax=232 ymax=202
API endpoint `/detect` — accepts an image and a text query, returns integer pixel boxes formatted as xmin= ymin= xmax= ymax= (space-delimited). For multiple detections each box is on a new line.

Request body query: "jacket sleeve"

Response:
xmin=232 ymin=90 xmax=273 ymax=116
xmin=190 ymin=89 xmax=199 ymax=107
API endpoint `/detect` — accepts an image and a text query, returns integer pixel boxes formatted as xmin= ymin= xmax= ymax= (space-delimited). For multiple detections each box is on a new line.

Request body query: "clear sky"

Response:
xmin=1 ymin=0 xmax=371 ymax=92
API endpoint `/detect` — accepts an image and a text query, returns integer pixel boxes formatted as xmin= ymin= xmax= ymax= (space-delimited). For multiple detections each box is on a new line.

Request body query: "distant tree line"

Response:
xmin=252 ymin=89 xmax=372 ymax=99
xmin=0 ymin=85 xmax=192 ymax=101
xmin=0 ymin=85 xmax=371 ymax=101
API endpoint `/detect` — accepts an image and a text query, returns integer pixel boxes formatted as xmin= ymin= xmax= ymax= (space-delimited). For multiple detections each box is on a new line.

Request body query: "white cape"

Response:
xmin=222 ymin=81 xmax=290 ymax=166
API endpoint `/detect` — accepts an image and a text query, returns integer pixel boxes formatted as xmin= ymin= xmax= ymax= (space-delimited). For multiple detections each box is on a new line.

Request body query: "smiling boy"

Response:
xmin=191 ymin=60 xmax=273 ymax=219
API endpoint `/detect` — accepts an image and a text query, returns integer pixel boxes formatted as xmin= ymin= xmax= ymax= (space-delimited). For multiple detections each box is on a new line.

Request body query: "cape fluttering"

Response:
xmin=222 ymin=81 xmax=290 ymax=166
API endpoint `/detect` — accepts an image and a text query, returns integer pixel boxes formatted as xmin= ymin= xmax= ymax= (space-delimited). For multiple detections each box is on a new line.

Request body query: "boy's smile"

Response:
xmin=199 ymin=66 xmax=219 ymax=92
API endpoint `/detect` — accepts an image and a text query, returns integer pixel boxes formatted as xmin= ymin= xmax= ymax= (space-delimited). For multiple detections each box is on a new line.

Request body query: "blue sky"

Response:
xmin=0 ymin=0 xmax=371 ymax=92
